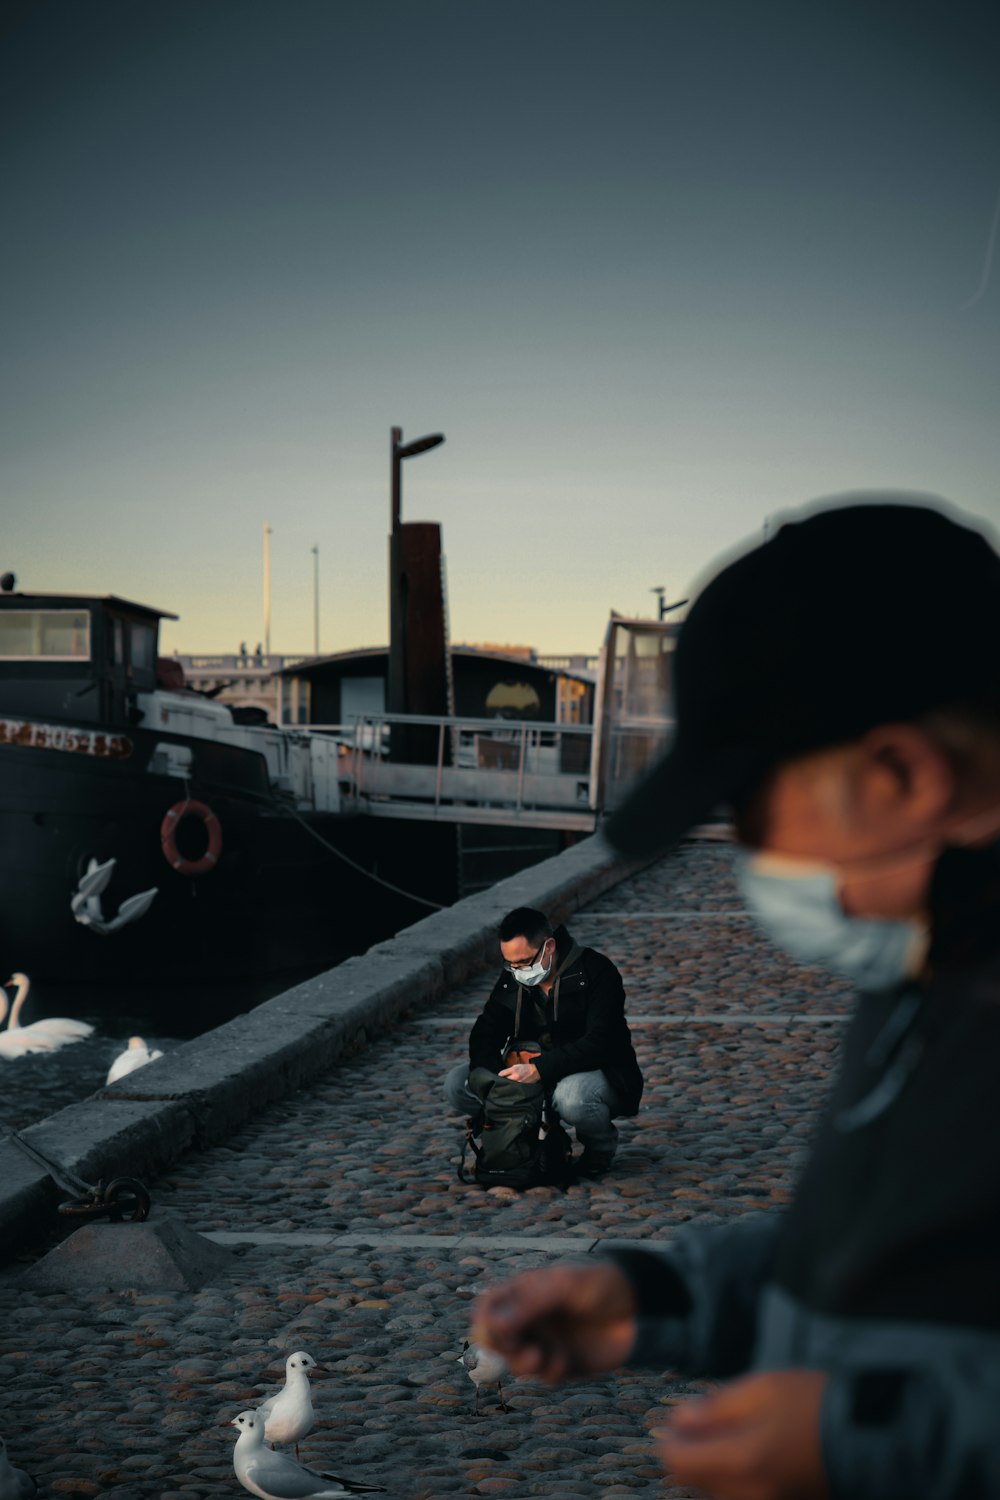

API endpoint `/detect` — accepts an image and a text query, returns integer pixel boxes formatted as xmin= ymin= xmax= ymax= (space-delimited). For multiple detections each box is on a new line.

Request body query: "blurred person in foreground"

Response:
xmin=473 ymin=497 xmax=1000 ymax=1500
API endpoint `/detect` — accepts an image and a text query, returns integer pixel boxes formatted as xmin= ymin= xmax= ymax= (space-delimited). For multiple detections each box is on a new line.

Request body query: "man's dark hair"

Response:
xmin=499 ymin=907 xmax=552 ymax=945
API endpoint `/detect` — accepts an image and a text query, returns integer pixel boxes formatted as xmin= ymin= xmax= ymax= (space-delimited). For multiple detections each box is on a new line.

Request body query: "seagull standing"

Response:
xmin=0 ymin=1433 xmax=37 ymax=1498
xmin=256 ymin=1350 xmax=322 ymax=1459
xmin=458 ymin=1341 xmax=510 ymax=1414
xmin=106 ymin=1035 xmax=164 ymax=1085
xmin=226 ymin=1410 xmax=386 ymax=1498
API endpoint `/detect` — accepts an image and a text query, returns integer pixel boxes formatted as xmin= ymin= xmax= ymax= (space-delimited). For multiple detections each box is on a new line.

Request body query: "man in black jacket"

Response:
xmin=473 ymin=499 xmax=1000 ymax=1499
xmin=444 ymin=906 xmax=643 ymax=1176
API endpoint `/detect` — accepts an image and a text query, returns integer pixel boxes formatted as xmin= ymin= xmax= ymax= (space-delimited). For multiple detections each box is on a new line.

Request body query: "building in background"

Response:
xmin=173 ymin=643 xmax=597 ymax=731
xmin=172 ymin=650 xmax=307 ymax=723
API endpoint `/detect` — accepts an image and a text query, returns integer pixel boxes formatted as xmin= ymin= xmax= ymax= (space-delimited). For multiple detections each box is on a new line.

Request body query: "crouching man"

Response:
xmin=444 ymin=906 xmax=643 ymax=1176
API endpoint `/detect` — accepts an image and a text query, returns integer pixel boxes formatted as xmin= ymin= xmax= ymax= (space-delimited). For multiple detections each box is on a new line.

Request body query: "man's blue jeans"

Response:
xmin=444 ymin=1062 xmax=621 ymax=1155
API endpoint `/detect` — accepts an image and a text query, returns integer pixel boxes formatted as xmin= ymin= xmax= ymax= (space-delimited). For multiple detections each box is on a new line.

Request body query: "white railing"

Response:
xmin=306 ymin=712 xmax=595 ymax=829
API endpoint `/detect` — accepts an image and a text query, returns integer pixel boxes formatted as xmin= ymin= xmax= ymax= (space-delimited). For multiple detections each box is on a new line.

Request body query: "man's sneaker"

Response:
xmin=578 ymin=1148 xmax=615 ymax=1178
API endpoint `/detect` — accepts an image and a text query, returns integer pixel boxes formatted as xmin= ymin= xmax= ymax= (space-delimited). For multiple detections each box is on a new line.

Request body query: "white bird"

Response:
xmin=0 ymin=1433 xmax=37 ymax=1498
xmin=458 ymin=1341 xmax=510 ymax=1414
xmin=1 ymin=973 xmax=94 ymax=1051
xmin=226 ymin=1409 xmax=386 ymax=1498
xmin=70 ymin=856 xmax=157 ymax=935
xmin=256 ymin=1351 xmax=322 ymax=1459
xmin=106 ymin=1035 xmax=164 ymax=1085
xmin=0 ymin=993 xmax=58 ymax=1058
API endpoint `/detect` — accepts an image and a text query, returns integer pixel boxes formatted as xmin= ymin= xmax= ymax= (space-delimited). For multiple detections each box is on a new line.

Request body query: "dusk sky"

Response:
xmin=3 ymin=0 xmax=999 ymax=656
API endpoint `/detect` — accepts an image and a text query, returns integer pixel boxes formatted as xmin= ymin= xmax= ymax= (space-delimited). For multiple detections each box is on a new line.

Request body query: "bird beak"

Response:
xmin=311 ymin=1363 xmax=329 ymax=1374
xmin=219 ymin=1420 xmax=236 ymax=1428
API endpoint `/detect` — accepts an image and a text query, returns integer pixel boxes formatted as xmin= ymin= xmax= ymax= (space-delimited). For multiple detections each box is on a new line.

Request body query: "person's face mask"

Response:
xmin=735 ymin=794 xmax=1000 ymax=991
xmin=507 ymin=939 xmax=553 ymax=987
xmin=735 ymin=851 xmax=926 ymax=992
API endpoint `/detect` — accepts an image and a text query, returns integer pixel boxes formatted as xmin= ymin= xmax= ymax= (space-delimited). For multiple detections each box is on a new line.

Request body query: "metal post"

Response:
xmin=263 ymin=523 xmax=272 ymax=656
xmin=312 ymin=544 xmax=319 ymax=655
xmin=435 ymin=721 xmax=445 ymax=807
xmin=516 ymin=722 xmax=527 ymax=810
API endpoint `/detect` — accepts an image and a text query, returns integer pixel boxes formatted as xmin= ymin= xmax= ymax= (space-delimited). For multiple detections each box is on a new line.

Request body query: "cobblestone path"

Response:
xmin=0 ymin=844 xmax=852 ymax=1499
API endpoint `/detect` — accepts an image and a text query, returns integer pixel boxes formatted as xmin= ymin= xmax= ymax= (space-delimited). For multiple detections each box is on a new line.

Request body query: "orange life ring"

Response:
xmin=160 ymin=799 xmax=222 ymax=876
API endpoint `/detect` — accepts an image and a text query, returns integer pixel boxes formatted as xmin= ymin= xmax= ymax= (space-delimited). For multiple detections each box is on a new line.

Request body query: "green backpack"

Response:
xmin=459 ymin=1069 xmax=573 ymax=1190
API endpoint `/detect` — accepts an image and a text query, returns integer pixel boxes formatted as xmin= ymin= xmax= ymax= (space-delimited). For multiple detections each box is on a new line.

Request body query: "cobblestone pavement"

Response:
xmin=0 ymin=844 xmax=853 ymax=1499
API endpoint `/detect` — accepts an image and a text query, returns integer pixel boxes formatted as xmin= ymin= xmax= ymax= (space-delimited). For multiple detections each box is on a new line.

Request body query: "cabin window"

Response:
xmin=129 ymin=622 xmax=156 ymax=673
xmin=0 ymin=609 xmax=91 ymax=660
xmin=108 ymin=618 xmax=124 ymax=664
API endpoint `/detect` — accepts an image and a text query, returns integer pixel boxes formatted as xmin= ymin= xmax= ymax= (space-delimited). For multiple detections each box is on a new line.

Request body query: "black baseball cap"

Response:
xmin=605 ymin=496 xmax=1000 ymax=856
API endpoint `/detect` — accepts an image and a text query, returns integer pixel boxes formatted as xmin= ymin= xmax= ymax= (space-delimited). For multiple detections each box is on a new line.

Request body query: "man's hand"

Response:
xmin=656 ymin=1370 xmax=829 ymax=1500
xmin=498 ymin=1062 xmax=540 ymax=1084
xmin=470 ymin=1262 xmax=637 ymax=1383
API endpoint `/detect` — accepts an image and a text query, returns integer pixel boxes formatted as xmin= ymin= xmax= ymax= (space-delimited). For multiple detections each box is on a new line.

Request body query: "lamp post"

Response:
xmin=311 ymin=545 xmax=319 ymax=656
xmin=650 ymin=586 xmax=688 ymax=621
xmin=263 ymin=523 xmax=273 ymax=655
xmin=391 ymin=426 xmax=445 ymax=531
xmin=387 ymin=426 xmax=448 ymax=750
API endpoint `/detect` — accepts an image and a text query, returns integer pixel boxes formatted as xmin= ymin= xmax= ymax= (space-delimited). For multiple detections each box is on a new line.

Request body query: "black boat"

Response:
xmin=0 ymin=585 xmax=450 ymax=981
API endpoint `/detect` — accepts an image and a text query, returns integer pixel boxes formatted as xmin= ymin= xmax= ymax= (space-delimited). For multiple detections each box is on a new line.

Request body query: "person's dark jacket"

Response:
xmin=468 ymin=924 xmax=643 ymax=1115
xmin=606 ymin=842 xmax=1000 ymax=1500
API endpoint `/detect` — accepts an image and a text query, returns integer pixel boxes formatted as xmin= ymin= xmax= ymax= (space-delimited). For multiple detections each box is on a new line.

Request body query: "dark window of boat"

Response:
xmin=129 ymin=622 xmax=156 ymax=674
xmin=109 ymin=617 xmax=124 ymax=665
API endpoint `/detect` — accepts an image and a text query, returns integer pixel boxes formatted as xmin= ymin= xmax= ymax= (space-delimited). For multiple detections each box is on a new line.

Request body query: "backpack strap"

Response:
xmin=457 ymin=1120 xmax=484 ymax=1185
xmin=518 ymin=940 xmax=584 ymax=1026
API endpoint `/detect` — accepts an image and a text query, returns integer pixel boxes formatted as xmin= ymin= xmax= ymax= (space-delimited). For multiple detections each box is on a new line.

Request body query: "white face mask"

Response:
xmin=735 ymin=800 xmax=1000 ymax=991
xmin=509 ymin=942 xmax=553 ymax=987
xmin=735 ymin=851 xmax=926 ymax=992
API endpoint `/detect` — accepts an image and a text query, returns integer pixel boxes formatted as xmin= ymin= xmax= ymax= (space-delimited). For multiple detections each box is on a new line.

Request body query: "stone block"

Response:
xmin=20 ymin=1210 xmax=233 ymax=1291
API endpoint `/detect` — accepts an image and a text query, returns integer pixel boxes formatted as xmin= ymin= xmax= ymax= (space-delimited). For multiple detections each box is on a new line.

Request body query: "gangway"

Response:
xmin=311 ymin=712 xmax=596 ymax=830
xmin=302 ymin=615 xmax=677 ymax=831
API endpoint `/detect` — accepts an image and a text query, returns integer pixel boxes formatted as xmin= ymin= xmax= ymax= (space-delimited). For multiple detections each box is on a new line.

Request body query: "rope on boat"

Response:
xmin=285 ymin=806 xmax=445 ymax=911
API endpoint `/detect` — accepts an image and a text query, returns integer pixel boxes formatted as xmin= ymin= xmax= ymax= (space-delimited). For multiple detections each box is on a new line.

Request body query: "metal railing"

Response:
xmin=306 ymin=712 xmax=596 ymax=829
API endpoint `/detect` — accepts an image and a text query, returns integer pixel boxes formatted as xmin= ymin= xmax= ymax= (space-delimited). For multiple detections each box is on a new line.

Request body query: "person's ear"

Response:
xmin=856 ymin=724 xmax=956 ymax=832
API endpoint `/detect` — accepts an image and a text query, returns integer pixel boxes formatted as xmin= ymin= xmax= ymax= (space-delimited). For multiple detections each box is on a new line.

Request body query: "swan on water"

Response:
xmin=1 ymin=973 xmax=94 ymax=1055
xmin=0 ymin=993 xmax=58 ymax=1058
xmin=106 ymin=1035 xmax=164 ymax=1085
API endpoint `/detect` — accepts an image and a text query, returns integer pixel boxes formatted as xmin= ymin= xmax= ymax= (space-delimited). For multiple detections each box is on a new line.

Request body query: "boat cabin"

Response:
xmin=0 ymin=590 xmax=177 ymax=727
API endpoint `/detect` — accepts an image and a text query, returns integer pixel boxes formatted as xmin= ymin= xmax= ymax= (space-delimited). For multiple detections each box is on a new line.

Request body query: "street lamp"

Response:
xmin=650 ymin=586 xmax=688 ymax=621
xmin=391 ymin=426 xmax=445 ymax=530
xmin=311 ymin=545 xmax=319 ymax=656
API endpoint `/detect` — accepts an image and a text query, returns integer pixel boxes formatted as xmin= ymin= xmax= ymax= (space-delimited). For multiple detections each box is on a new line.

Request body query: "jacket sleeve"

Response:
xmin=602 ymin=1214 xmax=783 ymax=1377
xmin=533 ymin=952 xmax=631 ymax=1090
xmin=820 ymin=1355 xmax=1000 ymax=1500
xmin=468 ymin=983 xmax=512 ymax=1073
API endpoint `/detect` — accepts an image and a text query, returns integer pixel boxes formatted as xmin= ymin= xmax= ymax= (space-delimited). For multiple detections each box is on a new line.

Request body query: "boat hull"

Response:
xmin=0 ymin=732 xmax=456 ymax=983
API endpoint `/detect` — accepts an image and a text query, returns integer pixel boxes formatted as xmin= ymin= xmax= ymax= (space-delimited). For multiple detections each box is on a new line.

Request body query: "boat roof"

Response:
xmin=0 ymin=591 xmax=178 ymax=621
xmin=279 ymin=643 xmax=595 ymax=683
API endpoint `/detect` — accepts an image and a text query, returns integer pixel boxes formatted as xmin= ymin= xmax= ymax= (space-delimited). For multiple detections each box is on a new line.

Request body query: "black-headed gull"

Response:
xmin=226 ymin=1409 xmax=386 ymax=1497
xmin=106 ymin=1035 xmax=164 ymax=1085
xmin=0 ymin=1432 xmax=37 ymax=1497
xmin=458 ymin=1341 xmax=510 ymax=1414
xmin=256 ymin=1350 xmax=323 ymax=1459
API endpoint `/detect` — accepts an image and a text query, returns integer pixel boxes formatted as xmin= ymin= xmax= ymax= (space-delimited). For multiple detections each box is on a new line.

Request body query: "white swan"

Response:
xmin=0 ymin=993 xmax=59 ymax=1058
xmin=2 ymin=973 xmax=94 ymax=1051
xmin=106 ymin=1035 xmax=164 ymax=1085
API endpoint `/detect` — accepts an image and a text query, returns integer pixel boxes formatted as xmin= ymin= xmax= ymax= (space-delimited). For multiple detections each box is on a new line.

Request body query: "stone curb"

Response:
xmin=0 ymin=831 xmax=655 ymax=1260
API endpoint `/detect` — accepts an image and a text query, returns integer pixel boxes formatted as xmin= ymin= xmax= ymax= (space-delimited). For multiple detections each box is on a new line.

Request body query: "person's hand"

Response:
xmin=655 ymin=1370 xmax=829 ymax=1500
xmin=498 ymin=1062 xmax=541 ymax=1084
xmin=470 ymin=1262 xmax=637 ymax=1383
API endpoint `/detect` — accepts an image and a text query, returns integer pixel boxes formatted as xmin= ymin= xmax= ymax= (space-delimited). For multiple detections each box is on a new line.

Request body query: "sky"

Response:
xmin=2 ymin=0 xmax=999 ymax=657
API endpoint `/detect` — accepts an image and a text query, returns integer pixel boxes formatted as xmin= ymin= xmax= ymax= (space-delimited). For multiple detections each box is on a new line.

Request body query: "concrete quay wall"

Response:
xmin=0 ymin=833 xmax=652 ymax=1260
